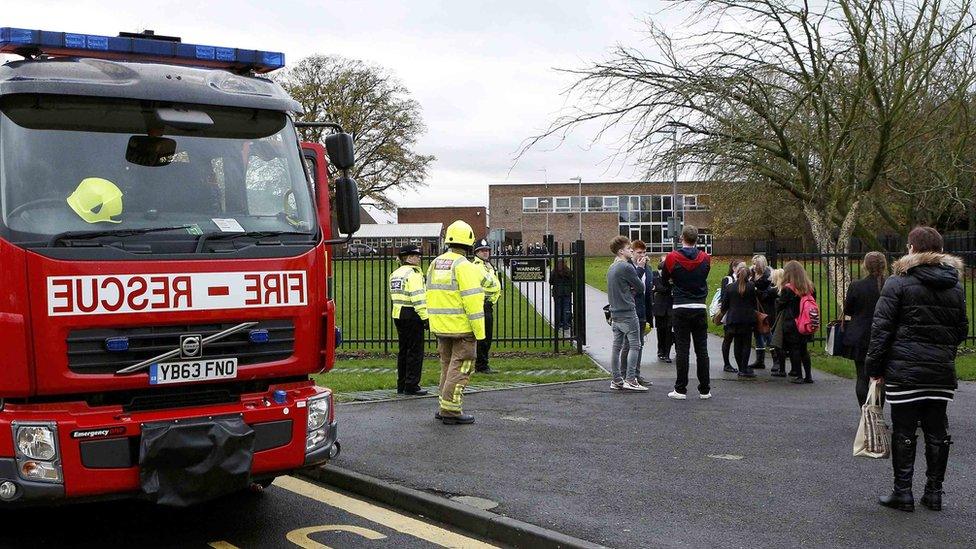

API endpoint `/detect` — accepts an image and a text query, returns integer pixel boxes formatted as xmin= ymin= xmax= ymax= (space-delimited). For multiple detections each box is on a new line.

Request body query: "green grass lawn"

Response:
xmin=811 ymin=349 xmax=976 ymax=381
xmin=314 ymin=354 xmax=607 ymax=398
xmin=333 ymin=258 xmax=558 ymax=353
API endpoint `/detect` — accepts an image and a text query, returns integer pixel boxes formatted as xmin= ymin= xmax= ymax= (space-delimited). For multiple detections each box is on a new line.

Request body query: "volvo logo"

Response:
xmin=180 ymin=334 xmax=203 ymax=359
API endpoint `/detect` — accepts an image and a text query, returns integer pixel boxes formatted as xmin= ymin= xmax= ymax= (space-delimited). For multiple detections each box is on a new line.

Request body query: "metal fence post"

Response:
xmin=573 ymin=239 xmax=586 ymax=353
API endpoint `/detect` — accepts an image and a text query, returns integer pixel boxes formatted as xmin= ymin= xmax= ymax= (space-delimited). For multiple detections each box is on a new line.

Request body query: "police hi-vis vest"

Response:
xmin=389 ymin=264 xmax=428 ymax=320
xmin=471 ymin=256 xmax=501 ymax=305
xmin=425 ymin=250 xmax=486 ymax=339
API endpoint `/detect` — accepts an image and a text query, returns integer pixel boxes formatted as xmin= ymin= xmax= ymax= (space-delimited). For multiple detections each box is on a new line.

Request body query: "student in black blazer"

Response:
xmin=843 ymin=251 xmax=888 ymax=406
xmin=720 ymin=265 xmax=758 ymax=377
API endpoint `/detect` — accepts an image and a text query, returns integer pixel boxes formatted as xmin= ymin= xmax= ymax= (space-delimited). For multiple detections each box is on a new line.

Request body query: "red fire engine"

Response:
xmin=0 ymin=27 xmax=360 ymax=506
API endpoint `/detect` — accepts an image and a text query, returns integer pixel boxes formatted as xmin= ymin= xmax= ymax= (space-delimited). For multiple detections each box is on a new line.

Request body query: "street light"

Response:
xmin=537 ymin=168 xmax=550 ymax=239
xmin=660 ymin=123 xmax=680 ymax=249
xmin=569 ymin=176 xmax=582 ymax=240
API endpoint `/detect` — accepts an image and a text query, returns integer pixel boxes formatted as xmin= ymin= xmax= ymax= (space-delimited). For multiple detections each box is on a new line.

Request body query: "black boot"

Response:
xmin=879 ymin=434 xmax=917 ymax=512
xmin=921 ymin=435 xmax=951 ymax=511
xmin=749 ymin=349 xmax=766 ymax=370
xmin=770 ymin=349 xmax=786 ymax=377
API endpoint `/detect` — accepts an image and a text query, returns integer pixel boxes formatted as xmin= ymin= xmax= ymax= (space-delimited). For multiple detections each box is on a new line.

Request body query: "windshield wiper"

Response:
xmin=48 ymin=225 xmax=194 ymax=247
xmin=194 ymin=230 xmax=317 ymax=253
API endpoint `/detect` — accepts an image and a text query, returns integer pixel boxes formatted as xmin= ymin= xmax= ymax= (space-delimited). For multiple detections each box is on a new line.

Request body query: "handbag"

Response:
xmin=825 ymin=321 xmax=844 ymax=356
xmin=853 ymin=379 xmax=890 ymax=459
xmin=755 ymin=300 xmax=770 ymax=334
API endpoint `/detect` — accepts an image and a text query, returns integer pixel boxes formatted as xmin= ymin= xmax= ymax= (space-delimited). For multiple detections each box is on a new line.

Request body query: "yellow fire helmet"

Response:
xmin=67 ymin=177 xmax=124 ymax=224
xmin=445 ymin=220 xmax=475 ymax=247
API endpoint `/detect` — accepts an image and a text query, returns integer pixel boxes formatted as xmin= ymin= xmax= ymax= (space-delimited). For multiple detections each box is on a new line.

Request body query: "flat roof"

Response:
xmin=488 ymin=180 xmax=717 ymax=188
xmin=353 ymin=223 xmax=443 ymax=238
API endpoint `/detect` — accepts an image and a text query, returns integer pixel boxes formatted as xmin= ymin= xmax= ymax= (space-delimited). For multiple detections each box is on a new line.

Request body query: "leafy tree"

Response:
xmin=276 ymin=55 xmax=435 ymax=210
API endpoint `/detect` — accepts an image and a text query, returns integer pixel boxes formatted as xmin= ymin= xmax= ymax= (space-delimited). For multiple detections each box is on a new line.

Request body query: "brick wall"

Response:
xmin=397 ymin=207 xmax=488 ymax=239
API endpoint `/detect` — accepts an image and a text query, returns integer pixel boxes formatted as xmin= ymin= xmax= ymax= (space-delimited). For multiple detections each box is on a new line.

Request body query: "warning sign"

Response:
xmin=47 ymin=271 xmax=307 ymax=316
xmin=509 ymin=259 xmax=547 ymax=282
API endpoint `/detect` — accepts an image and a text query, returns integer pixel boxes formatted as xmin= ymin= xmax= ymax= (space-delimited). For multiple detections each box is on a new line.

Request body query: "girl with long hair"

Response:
xmin=720 ymin=263 xmax=759 ymax=376
xmin=776 ymin=261 xmax=815 ymax=383
xmin=842 ymin=252 xmax=888 ymax=406
xmin=719 ymin=259 xmax=740 ymax=373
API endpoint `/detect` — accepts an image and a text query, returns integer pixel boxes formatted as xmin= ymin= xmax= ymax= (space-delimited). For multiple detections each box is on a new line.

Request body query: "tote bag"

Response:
xmin=853 ymin=380 xmax=890 ymax=459
xmin=825 ymin=321 xmax=845 ymax=356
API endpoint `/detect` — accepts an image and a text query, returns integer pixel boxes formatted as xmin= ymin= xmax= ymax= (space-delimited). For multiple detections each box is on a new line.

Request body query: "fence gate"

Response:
xmin=331 ymin=240 xmax=587 ymax=354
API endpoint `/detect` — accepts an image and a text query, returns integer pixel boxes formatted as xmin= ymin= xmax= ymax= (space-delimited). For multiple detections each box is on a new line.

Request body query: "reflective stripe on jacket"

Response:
xmin=389 ymin=264 xmax=428 ymax=320
xmin=426 ymin=250 xmax=486 ymax=339
xmin=471 ymin=257 xmax=501 ymax=304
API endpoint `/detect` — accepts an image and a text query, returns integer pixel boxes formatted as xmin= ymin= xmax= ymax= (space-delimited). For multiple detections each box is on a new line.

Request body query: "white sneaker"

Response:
xmin=622 ymin=380 xmax=649 ymax=392
xmin=667 ymin=391 xmax=687 ymax=400
xmin=699 ymin=392 xmax=712 ymax=400
xmin=610 ymin=380 xmax=623 ymax=391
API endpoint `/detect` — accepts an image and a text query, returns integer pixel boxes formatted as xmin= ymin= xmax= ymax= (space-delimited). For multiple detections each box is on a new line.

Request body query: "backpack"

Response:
xmin=795 ymin=293 xmax=820 ymax=335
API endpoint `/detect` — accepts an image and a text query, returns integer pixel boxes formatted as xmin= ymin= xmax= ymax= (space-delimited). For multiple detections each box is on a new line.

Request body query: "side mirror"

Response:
xmin=324 ymin=132 xmax=355 ymax=171
xmin=334 ymin=176 xmax=361 ymax=235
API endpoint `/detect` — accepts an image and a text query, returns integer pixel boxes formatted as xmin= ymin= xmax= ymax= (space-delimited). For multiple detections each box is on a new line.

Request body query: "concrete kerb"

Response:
xmin=300 ymin=465 xmax=607 ymax=549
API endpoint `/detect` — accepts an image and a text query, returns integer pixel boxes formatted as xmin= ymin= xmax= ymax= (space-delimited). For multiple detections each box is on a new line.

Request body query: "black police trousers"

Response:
xmin=475 ymin=301 xmax=494 ymax=372
xmin=394 ymin=307 xmax=425 ymax=392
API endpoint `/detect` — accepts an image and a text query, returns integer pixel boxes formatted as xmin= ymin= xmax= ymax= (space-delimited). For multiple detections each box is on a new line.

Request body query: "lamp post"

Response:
xmin=661 ymin=123 xmax=680 ymax=249
xmin=569 ymin=176 xmax=582 ymax=240
xmin=537 ymin=168 xmax=550 ymax=240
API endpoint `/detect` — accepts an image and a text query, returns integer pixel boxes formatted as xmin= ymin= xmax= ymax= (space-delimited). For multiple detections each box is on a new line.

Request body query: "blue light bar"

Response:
xmin=248 ymin=329 xmax=270 ymax=344
xmin=0 ymin=27 xmax=285 ymax=73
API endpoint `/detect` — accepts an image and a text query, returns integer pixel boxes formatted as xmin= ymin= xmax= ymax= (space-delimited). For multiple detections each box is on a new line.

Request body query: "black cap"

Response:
xmin=398 ymin=244 xmax=422 ymax=256
xmin=474 ymin=239 xmax=490 ymax=252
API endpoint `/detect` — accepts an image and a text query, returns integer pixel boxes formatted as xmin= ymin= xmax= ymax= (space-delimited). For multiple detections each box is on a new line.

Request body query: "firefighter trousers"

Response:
xmin=436 ymin=334 xmax=476 ymax=416
xmin=394 ymin=308 xmax=424 ymax=392
xmin=475 ymin=301 xmax=494 ymax=371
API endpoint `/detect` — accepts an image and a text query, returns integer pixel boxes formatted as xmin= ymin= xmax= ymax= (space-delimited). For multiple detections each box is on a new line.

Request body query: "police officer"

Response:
xmin=472 ymin=239 xmax=501 ymax=374
xmin=427 ymin=221 xmax=485 ymax=425
xmin=390 ymin=244 xmax=429 ymax=396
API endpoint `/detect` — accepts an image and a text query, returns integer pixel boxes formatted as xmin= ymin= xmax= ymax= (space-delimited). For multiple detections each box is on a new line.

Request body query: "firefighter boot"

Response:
xmin=921 ymin=435 xmax=951 ymax=511
xmin=441 ymin=413 xmax=475 ymax=425
xmin=879 ymin=434 xmax=916 ymax=512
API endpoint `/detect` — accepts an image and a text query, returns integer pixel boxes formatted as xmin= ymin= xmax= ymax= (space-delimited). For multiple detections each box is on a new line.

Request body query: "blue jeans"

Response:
xmin=755 ymin=331 xmax=772 ymax=350
xmin=555 ymin=295 xmax=573 ymax=329
xmin=611 ymin=314 xmax=641 ymax=382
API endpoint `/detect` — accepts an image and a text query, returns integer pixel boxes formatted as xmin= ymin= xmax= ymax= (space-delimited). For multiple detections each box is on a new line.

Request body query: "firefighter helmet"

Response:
xmin=444 ymin=220 xmax=475 ymax=248
xmin=67 ymin=178 xmax=124 ymax=224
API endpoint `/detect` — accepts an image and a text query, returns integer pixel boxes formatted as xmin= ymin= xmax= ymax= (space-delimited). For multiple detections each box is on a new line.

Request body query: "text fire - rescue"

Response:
xmin=47 ymin=271 xmax=307 ymax=316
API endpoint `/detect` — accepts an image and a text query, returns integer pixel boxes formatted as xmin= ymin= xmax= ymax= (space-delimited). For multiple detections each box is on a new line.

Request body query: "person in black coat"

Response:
xmin=651 ymin=255 xmax=673 ymax=363
xmin=866 ymin=227 xmax=967 ymax=513
xmin=842 ymin=251 xmax=887 ymax=406
xmin=750 ymin=256 xmax=775 ymax=370
xmin=550 ymin=260 xmax=575 ymax=330
xmin=776 ymin=261 xmax=815 ymax=383
xmin=720 ymin=265 xmax=758 ymax=377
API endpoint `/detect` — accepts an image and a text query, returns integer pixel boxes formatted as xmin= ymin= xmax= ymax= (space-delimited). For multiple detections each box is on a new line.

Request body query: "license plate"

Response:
xmin=149 ymin=358 xmax=238 ymax=385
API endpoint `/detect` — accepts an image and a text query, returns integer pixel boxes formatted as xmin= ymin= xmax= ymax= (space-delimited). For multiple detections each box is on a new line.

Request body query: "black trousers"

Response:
xmin=786 ymin=337 xmax=812 ymax=379
xmin=672 ymin=308 xmax=710 ymax=394
xmin=722 ymin=332 xmax=734 ymax=367
xmin=654 ymin=315 xmax=672 ymax=357
xmin=891 ymin=400 xmax=949 ymax=440
xmin=853 ymin=353 xmax=884 ymax=407
xmin=394 ymin=308 xmax=424 ymax=392
xmin=475 ymin=301 xmax=494 ymax=371
xmin=731 ymin=328 xmax=752 ymax=370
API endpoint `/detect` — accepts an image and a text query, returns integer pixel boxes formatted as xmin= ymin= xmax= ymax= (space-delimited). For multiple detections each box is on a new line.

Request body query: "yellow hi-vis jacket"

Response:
xmin=389 ymin=264 xmax=428 ymax=320
xmin=471 ymin=256 xmax=501 ymax=305
xmin=426 ymin=250 xmax=486 ymax=340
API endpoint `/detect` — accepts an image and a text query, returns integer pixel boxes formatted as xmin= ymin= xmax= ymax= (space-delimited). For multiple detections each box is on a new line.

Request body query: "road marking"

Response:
xmin=275 ymin=476 xmax=499 ymax=548
xmin=286 ymin=525 xmax=386 ymax=548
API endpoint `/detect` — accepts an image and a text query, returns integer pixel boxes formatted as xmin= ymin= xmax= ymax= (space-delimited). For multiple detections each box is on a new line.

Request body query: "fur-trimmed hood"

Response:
xmin=893 ymin=252 xmax=964 ymax=288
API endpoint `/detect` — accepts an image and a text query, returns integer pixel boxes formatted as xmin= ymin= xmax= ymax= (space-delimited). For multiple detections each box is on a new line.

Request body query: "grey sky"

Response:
xmin=4 ymin=1 xmax=681 ymax=220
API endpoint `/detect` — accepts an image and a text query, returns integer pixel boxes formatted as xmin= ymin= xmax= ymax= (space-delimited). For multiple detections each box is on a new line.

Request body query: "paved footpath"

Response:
xmin=328 ymin=286 xmax=974 ymax=547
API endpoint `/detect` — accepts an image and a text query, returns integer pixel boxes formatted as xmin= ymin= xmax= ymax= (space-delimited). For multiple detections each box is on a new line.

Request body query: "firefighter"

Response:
xmin=390 ymin=244 xmax=429 ymax=396
xmin=472 ymin=239 xmax=501 ymax=374
xmin=427 ymin=220 xmax=486 ymax=425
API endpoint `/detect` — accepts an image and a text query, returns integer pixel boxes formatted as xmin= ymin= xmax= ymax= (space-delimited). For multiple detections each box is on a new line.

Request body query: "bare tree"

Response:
xmin=525 ymin=0 xmax=976 ymax=307
xmin=277 ymin=55 xmax=436 ymax=210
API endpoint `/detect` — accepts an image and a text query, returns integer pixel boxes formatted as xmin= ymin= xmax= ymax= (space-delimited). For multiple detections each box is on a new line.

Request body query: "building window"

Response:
xmin=570 ymin=195 xmax=583 ymax=211
xmin=554 ymin=196 xmax=571 ymax=212
xmin=587 ymin=196 xmax=603 ymax=211
xmin=603 ymin=196 xmax=619 ymax=211
xmin=538 ymin=197 xmax=552 ymax=211
xmin=522 ymin=197 xmax=538 ymax=212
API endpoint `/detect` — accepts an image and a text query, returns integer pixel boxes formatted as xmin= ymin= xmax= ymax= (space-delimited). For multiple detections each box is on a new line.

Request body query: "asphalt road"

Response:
xmin=330 ymin=369 xmax=976 ymax=548
xmin=0 ymin=476 xmax=498 ymax=548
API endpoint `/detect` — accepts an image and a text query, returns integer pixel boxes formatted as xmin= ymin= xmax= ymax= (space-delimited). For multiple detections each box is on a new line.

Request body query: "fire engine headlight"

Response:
xmin=16 ymin=426 xmax=57 ymax=461
xmin=306 ymin=394 xmax=330 ymax=432
xmin=20 ymin=460 xmax=61 ymax=482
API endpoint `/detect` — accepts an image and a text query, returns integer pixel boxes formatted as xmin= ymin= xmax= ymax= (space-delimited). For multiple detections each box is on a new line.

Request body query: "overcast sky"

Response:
xmin=4 ymin=1 xmax=683 ymax=221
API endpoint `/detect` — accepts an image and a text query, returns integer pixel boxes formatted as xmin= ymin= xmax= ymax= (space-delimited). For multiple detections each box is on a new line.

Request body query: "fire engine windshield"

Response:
xmin=0 ymin=95 xmax=317 ymax=252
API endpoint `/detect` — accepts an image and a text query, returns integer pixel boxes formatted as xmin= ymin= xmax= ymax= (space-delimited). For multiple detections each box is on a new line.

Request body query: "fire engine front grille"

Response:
xmin=66 ymin=320 xmax=295 ymax=374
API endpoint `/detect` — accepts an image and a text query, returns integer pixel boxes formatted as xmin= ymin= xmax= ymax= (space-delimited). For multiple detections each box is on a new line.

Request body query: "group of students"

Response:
xmin=714 ymin=256 xmax=817 ymax=383
xmin=607 ymin=225 xmax=710 ymax=398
